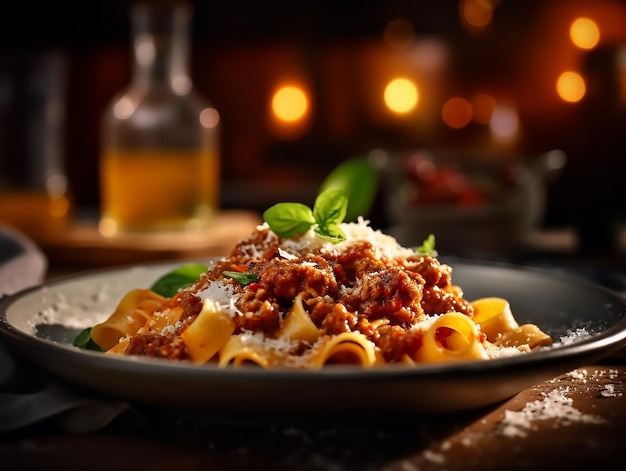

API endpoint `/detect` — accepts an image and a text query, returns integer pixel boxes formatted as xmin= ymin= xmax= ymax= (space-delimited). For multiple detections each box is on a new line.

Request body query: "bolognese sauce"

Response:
xmin=128 ymin=224 xmax=475 ymax=362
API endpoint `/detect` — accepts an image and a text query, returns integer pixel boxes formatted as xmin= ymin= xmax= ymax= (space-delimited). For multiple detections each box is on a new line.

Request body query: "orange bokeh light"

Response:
xmin=271 ymin=85 xmax=309 ymax=122
xmin=442 ymin=97 xmax=473 ymax=129
xmin=556 ymin=71 xmax=586 ymax=103
xmin=570 ymin=17 xmax=600 ymax=50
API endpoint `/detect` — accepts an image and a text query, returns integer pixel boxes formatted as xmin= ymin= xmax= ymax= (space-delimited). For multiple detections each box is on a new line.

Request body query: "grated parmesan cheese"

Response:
xmin=160 ymin=320 xmax=183 ymax=336
xmin=197 ymin=281 xmax=240 ymax=317
xmin=567 ymin=368 xmax=589 ymax=382
xmin=421 ymin=450 xmax=446 ymax=464
xmin=558 ymin=328 xmax=592 ymax=345
xmin=237 ymin=330 xmax=298 ymax=353
xmin=496 ymin=387 xmax=605 ymax=438
xmin=333 ymin=218 xmax=417 ymax=260
xmin=265 ymin=218 xmax=418 ymax=260
xmin=278 ymin=247 xmax=298 ymax=260
xmin=600 ymin=384 xmax=620 ymax=398
xmin=485 ymin=344 xmax=527 ymax=359
xmin=236 ymin=330 xmax=307 ymax=368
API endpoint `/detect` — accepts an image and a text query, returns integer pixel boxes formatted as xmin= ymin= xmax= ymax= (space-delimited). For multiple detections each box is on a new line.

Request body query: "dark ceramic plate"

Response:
xmin=1 ymin=260 xmax=625 ymax=422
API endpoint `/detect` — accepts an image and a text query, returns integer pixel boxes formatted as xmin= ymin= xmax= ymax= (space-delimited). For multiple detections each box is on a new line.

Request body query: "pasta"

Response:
xmin=90 ymin=289 xmax=166 ymax=351
xmin=88 ymin=218 xmax=552 ymax=368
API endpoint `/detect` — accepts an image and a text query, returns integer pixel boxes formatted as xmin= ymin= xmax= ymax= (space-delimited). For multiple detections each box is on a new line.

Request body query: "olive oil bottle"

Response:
xmin=99 ymin=0 xmax=220 ymax=236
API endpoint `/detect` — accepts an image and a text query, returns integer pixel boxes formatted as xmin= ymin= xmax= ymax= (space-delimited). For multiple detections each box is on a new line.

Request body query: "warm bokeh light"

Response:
xmin=271 ymin=86 xmax=309 ymax=122
xmin=471 ymin=93 xmax=496 ymax=124
xmin=383 ymin=18 xmax=416 ymax=50
xmin=556 ymin=71 xmax=586 ymax=102
xmin=112 ymin=95 xmax=136 ymax=120
xmin=442 ymin=97 xmax=473 ymax=129
xmin=199 ymin=107 xmax=220 ymax=129
xmin=384 ymin=78 xmax=419 ymax=114
xmin=98 ymin=217 xmax=117 ymax=238
xmin=136 ymin=33 xmax=155 ymax=66
xmin=172 ymin=75 xmax=192 ymax=95
xmin=489 ymin=104 xmax=519 ymax=143
xmin=460 ymin=0 xmax=494 ymax=31
xmin=570 ymin=17 xmax=600 ymax=50
xmin=408 ymin=39 xmax=448 ymax=72
xmin=50 ymin=195 xmax=71 ymax=219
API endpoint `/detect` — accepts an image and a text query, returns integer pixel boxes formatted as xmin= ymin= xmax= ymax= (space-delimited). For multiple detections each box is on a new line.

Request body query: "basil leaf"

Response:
xmin=313 ymin=189 xmax=347 ymax=227
xmin=262 ymin=190 xmax=348 ymax=243
xmin=223 ymin=271 xmax=259 ymax=286
xmin=263 ymin=202 xmax=316 ymax=238
xmin=415 ymin=234 xmax=437 ymax=256
xmin=73 ymin=327 xmax=102 ymax=351
xmin=314 ymin=223 xmax=347 ymax=243
xmin=150 ymin=263 xmax=208 ymax=297
xmin=319 ymin=157 xmax=378 ymax=222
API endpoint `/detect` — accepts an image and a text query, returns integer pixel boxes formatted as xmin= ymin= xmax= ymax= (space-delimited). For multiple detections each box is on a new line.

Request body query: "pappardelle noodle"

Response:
xmin=78 ymin=191 xmax=552 ymax=368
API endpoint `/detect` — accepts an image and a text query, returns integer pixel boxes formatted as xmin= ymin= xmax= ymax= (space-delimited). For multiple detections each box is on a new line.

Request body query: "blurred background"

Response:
xmin=0 ymin=0 xmax=625 ymax=267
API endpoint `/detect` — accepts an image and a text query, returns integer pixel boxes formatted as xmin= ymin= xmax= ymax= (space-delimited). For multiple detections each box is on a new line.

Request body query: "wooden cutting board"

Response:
xmin=31 ymin=210 xmax=262 ymax=269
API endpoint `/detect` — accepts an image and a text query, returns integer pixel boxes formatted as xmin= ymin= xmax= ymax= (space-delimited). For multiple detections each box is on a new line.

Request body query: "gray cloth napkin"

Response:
xmin=0 ymin=333 xmax=131 ymax=433
xmin=0 ymin=225 xmax=130 ymax=433
xmin=0 ymin=224 xmax=47 ymax=297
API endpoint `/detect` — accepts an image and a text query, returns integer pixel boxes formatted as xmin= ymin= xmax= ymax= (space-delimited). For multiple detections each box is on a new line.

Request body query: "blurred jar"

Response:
xmin=99 ymin=0 xmax=220 ymax=236
xmin=0 ymin=51 xmax=70 ymax=234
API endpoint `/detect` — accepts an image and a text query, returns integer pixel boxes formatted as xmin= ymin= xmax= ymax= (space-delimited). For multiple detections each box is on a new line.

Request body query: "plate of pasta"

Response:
xmin=1 ymin=191 xmax=626 ymax=420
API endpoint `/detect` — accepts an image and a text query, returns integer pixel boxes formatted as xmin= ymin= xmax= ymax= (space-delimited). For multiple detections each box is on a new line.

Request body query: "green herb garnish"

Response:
xmin=415 ymin=234 xmax=437 ymax=256
xmin=262 ymin=202 xmax=316 ymax=238
xmin=223 ymin=271 xmax=259 ymax=286
xmin=263 ymin=189 xmax=348 ymax=243
xmin=73 ymin=327 xmax=102 ymax=351
xmin=319 ymin=157 xmax=378 ymax=222
xmin=150 ymin=263 xmax=208 ymax=297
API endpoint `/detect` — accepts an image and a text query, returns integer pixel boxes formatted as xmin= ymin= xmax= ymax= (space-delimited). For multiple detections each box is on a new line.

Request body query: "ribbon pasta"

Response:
xmin=94 ymin=293 xmax=550 ymax=367
xmin=308 ymin=332 xmax=380 ymax=367
xmin=182 ymin=300 xmax=236 ymax=364
xmin=90 ymin=289 xmax=166 ymax=351
xmin=88 ymin=220 xmax=553 ymax=368
xmin=471 ymin=297 xmax=552 ymax=351
xmin=218 ymin=333 xmax=289 ymax=367
xmin=415 ymin=312 xmax=489 ymax=363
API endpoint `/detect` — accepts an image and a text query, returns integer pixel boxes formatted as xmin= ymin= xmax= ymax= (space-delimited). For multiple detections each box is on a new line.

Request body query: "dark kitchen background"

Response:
xmin=1 ymin=0 xmax=625 ymax=263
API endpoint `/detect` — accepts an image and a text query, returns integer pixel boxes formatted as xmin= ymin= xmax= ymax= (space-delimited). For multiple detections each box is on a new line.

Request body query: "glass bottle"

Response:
xmin=0 ymin=51 xmax=70 ymax=235
xmin=99 ymin=0 xmax=220 ymax=236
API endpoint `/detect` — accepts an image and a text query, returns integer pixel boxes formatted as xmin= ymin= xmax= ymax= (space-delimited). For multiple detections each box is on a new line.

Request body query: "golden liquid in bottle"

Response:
xmin=99 ymin=149 xmax=219 ymax=235
xmin=0 ymin=191 xmax=70 ymax=234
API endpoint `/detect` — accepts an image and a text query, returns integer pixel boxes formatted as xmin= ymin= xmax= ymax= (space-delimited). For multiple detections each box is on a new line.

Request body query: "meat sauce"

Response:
xmin=127 ymin=227 xmax=474 ymax=362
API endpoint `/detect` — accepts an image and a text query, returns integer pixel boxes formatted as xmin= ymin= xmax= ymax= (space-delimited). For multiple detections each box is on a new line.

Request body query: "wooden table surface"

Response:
xmin=1 ymin=361 xmax=625 ymax=470
xmin=1 ymin=216 xmax=625 ymax=470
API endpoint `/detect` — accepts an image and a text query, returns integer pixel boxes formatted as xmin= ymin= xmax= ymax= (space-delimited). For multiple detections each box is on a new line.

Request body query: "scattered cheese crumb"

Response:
xmin=600 ymin=384 xmax=621 ymax=398
xmin=422 ymin=450 xmax=446 ymax=464
xmin=558 ymin=328 xmax=592 ymax=345
xmin=497 ymin=387 xmax=605 ymax=438
xmin=567 ymin=369 xmax=588 ymax=382
xmin=278 ymin=247 xmax=297 ymax=260
xmin=565 ymin=368 xmax=624 ymax=398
